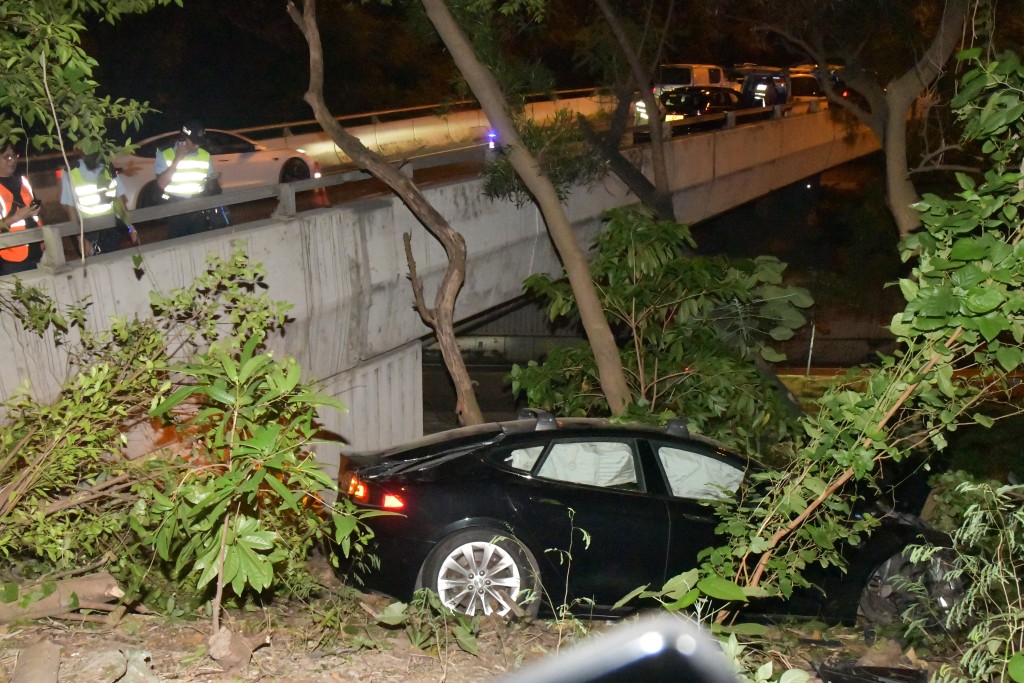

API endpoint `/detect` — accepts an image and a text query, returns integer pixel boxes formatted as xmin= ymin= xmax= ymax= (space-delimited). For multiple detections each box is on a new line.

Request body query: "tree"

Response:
xmin=0 ymin=0 xmax=179 ymax=155
xmin=287 ymin=0 xmax=485 ymax=425
xmin=697 ymin=42 xmax=1024 ymax=623
xmin=510 ymin=205 xmax=811 ymax=452
xmin=745 ymin=0 xmax=972 ymax=237
xmin=418 ymin=0 xmax=633 ymax=415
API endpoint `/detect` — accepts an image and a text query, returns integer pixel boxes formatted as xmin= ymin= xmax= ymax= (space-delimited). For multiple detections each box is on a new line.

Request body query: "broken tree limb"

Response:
xmin=0 ymin=572 xmax=124 ymax=624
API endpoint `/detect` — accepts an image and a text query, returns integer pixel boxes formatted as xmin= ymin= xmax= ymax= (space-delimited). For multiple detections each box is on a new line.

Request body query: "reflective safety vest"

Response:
xmin=0 ymin=176 xmax=40 ymax=263
xmin=160 ymin=147 xmax=212 ymax=198
xmin=69 ymin=166 xmax=116 ymax=216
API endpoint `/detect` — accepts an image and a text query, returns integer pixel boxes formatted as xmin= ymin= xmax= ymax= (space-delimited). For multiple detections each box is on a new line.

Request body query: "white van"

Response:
xmin=653 ymin=64 xmax=729 ymax=97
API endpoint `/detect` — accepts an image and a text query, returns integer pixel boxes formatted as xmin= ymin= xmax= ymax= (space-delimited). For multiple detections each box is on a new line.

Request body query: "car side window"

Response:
xmin=656 ymin=445 xmax=743 ymax=499
xmin=205 ymin=132 xmax=255 ymax=156
xmin=502 ymin=445 xmax=544 ymax=472
xmin=708 ymin=68 xmax=722 ymax=84
xmin=536 ymin=441 xmax=639 ymax=490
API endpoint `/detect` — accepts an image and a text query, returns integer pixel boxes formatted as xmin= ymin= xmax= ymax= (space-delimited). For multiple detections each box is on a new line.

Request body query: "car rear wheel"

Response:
xmin=859 ymin=547 xmax=961 ymax=626
xmin=280 ymin=158 xmax=311 ymax=183
xmin=421 ymin=528 xmax=542 ymax=619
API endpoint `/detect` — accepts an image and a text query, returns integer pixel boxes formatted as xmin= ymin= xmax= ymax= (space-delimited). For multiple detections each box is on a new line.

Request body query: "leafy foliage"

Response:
xmin=509 ymin=205 xmax=812 ymax=450
xmin=483 ymin=108 xmax=607 ymax=206
xmin=699 ymin=44 xmax=1024 ymax=624
xmin=924 ymin=477 xmax=1024 ymax=683
xmin=0 ymin=248 xmax=375 ymax=623
xmin=0 ymin=0 xmax=181 ymax=155
xmin=375 ymin=589 xmax=480 ymax=657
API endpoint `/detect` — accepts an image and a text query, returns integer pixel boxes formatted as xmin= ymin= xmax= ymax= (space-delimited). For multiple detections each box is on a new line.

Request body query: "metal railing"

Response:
xmin=1 ymin=96 xmax=828 ymax=274
xmin=4 ymin=143 xmax=489 ymax=272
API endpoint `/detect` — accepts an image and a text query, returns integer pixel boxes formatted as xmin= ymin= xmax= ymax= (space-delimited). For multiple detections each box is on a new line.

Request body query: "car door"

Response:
xmin=644 ymin=440 xmax=746 ymax=580
xmin=204 ymin=131 xmax=259 ymax=190
xmin=494 ymin=437 xmax=671 ymax=608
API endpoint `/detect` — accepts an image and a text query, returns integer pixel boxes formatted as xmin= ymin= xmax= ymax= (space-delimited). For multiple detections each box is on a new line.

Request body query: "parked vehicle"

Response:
xmin=634 ymin=85 xmax=748 ymax=138
xmin=113 ymin=129 xmax=318 ymax=209
xmin=652 ymin=63 xmax=730 ymax=98
xmin=339 ymin=410 xmax=961 ymax=622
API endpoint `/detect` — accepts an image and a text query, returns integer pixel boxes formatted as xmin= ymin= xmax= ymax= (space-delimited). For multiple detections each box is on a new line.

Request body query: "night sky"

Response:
xmin=84 ymin=0 xmax=462 ymax=140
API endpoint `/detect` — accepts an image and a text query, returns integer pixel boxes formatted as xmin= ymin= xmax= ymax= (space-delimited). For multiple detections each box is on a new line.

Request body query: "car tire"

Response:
xmin=420 ymin=527 xmax=542 ymax=619
xmin=280 ymin=158 xmax=311 ymax=183
xmin=858 ymin=547 xmax=961 ymax=626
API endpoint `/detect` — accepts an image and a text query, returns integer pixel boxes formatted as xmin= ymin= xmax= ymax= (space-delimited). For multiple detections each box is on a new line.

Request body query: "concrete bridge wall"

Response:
xmin=0 ymin=106 xmax=879 ymax=466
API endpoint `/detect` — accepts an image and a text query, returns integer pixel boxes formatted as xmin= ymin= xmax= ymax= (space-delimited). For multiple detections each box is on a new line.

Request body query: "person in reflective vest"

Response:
xmin=155 ymin=120 xmax=217 ymax=239
xmin=59 ymin=153 xmax=133 ymax=254
xmin=0 ymin=142 xmax=43 ymax=275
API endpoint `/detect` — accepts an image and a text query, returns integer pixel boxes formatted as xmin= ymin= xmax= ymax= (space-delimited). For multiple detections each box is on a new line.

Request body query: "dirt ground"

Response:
xmin=0 ymin=600 xmax=943 ymax=683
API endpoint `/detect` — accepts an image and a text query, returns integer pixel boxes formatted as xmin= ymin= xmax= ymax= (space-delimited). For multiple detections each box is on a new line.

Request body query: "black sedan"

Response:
xmin=339 ymin=411 xmax=957 ymax=621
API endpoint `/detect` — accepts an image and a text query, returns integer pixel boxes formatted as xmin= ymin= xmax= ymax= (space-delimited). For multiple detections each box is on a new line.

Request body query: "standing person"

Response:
xmin=59 ymin=152 xmax=134 ymax=254
xmin=0 ymin=142 xmax=43 ymax=275
xmin=154 ymin=120 xmax=218 ymax=239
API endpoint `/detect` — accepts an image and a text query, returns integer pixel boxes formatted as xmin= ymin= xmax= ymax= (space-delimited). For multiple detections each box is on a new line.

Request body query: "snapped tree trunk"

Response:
xmin=287 ymin=0 xmax=483 ymax=425
xmin=419 ymin=0 xmax=632 ymax=415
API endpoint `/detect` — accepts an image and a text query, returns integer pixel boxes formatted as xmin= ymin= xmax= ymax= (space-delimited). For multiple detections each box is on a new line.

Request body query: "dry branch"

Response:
xmin=0 ymin=572 xmax=124 ymax=624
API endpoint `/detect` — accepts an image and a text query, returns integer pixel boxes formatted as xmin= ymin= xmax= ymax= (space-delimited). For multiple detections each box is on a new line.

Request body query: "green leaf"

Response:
xmin=696 ymin=575 xmax=748 ymax=602
xmin=375 ymin=601 xmax=409 ymax=626
xmin=1 ymin=583 xmax=17 ymax=604
xmin=779 ymin=670 xmax=813 ymax=683
xmin=453 ymin=624 xmax=479 ymax=655
xmin=1008 ymin=653 xmax=1024 ymax=682
xmin=150 ymin=386 xmax=197 ymax=417
xmin=973 ymin=413 xmax=995 ymax=428
xmin=996 ymin=345 xmax=1021 ymax=371
xmin=612 ymin=584 xmax=648 ymax=610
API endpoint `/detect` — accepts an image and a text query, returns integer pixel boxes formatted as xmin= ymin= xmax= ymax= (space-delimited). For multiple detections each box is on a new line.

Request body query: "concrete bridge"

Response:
xmin=0 ymin=101 xmax=879 ymax=468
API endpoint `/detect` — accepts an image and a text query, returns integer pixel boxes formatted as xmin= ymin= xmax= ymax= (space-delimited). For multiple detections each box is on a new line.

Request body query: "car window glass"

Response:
xmin=708 ymin=68 xmax=722 ymax=84
xmin=536 ymin=441 xmax=638 ymax=490
xmin=205 ymin=132 xmax=254 ymax=155
xmin=656 ymin=446 xmax=743 ymax=499
xmin=502 ymin=446 xmax=544 ymax=472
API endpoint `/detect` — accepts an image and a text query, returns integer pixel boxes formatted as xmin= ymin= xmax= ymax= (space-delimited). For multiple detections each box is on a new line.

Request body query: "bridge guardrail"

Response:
xmin=3 ymin=97 xmax=829 ymax=274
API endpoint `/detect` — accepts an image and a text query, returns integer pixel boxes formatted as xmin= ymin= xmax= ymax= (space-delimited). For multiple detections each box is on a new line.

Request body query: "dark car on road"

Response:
xmin=633 ymin=86 xmax=753 ymax=142
xmin=339 ymin=410 xmax=959 ymax=622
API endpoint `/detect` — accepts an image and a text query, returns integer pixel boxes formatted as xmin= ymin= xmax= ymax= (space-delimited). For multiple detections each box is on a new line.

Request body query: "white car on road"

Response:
xmin=114 ymin=129 xmax=319 ymax=209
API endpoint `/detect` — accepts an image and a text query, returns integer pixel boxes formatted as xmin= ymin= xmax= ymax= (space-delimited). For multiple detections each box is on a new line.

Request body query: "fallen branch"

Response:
xmin=0 ymin=572 xmax=124 ymax=624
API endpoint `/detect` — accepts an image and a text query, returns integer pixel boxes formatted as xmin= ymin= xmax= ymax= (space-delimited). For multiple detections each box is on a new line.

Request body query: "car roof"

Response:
xmin=134 ymin=128 xmax=254 ymax=148
xmin=349 ymin=410 xmax=735 ymax=463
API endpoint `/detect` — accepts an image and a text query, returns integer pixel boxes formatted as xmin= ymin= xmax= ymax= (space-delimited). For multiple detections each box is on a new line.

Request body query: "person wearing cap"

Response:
xmin=0 ymin=141 xmax=43 ymax=275
xmin=154 ymin=120 xmax=216 ymax=238
xmin=59 ymin=152 xmax=134 ymax=254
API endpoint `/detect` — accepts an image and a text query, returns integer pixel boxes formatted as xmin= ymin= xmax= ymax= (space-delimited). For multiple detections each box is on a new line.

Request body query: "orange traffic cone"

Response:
xmin=311 ymin=163 xmax=330 ymax=208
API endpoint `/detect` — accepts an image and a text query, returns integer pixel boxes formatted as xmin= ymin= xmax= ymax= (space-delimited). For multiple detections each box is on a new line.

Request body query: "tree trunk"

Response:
xmin=880 ymin=0 xmax=969 ymax=237
xmin=419 ymin=0 xmax=632 ymax=415
xmin=882 ymin=96 xmax=923 ymax=237
xmin=287 ymin=0 xmax=483 ymax=425
xmin=592 ymin=0 xmax=675 ymax=221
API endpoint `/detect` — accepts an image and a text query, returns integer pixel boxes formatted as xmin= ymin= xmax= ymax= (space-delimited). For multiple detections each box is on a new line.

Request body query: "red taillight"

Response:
xmin=382 ymin=494 xmax=405 ymax=509
xmin=347 ymin=475 xmax=369 ymax=503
